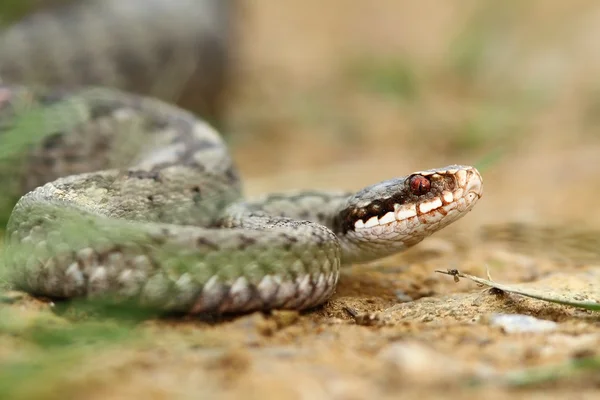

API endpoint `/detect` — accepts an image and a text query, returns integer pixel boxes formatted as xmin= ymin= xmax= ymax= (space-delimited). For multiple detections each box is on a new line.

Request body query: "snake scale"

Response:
xmin=0 ymin=3 xmax=483 ymax=315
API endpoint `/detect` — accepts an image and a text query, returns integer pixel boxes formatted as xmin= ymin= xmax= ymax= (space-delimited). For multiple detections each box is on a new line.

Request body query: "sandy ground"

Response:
xmin=2 ymin=1 xmax=600 ymax=399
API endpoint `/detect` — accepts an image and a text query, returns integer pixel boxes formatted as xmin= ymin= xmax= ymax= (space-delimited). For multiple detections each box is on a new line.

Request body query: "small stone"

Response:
xmin=378 ymin=341 xmax=469 ymax=384
xmin=489 ymin=313 xmax=558 ymax=334
xmin=394 ymin=290 xmax=413 ymax=303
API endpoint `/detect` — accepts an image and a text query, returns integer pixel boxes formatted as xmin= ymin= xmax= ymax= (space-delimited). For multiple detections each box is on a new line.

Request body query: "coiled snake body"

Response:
xmin=1 ymin=85 xmax=482 ymax=314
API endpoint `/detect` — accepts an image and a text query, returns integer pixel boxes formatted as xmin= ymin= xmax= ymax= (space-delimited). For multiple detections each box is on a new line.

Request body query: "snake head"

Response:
xmin=334 ymin=165 xmax=483 ymax=263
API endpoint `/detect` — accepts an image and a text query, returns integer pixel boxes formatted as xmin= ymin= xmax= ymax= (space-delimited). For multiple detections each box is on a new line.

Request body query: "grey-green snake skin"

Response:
xmin=0 ymin=85 xmax=482 ymax=314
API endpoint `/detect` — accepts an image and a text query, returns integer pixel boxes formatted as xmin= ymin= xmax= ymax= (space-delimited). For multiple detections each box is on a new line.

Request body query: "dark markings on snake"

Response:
xmin=195 ymin=139 xmax=220 ymax=150
xmin=217 ymin=286 xmax=237 ymax=311
xmin=281 ymin=233 xmax=298 ymax=244
xmin=191 ymin=186 xmax=202 ymax=203
xmin=167 ymin=116 xmax=195 ymax=139
xmin=127 ymin=170 xmax=161 ymax=182
xmin=332 ymin=210 xmax=355 ymax=235
xmin=314 ymin=235 xmax=327 ymax=248
xmin=89 ymin=103 xmax=122 ymax=120
xmin=355 ymin=208 xmax=368 ymax=219
xmin=173 ymin=140 xmax=219 ymax=168
xmin=225 ymin=167 xmax=238 ymax=183
xmin=368 ymin=201 xmax=384 ymax=218
xmin=37 ymin=90 xmax=69 ymax=106
xmin=335 ymin=189 xmax=415 ymax=234
xmin=148 ymin=230 xmax=168 ymax=245
xmin=160 ymin=227 xmax=173 ymax=236
xmin=196 ymin=237 xmax=218 ymax=250
xmin=237 ymin=235 xmax=257 ymax=250
xmin=143 ymin=115 xmax=170 ymax=132
xmin=41 ymin=132 xmax=65 ymax=150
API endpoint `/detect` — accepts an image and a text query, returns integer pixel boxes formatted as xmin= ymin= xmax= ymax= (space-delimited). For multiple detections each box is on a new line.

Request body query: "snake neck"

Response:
xmin=220 ymin=190 xmax=422 ymax=265
xmin=224 ymin=165 xmax=482 ymax=267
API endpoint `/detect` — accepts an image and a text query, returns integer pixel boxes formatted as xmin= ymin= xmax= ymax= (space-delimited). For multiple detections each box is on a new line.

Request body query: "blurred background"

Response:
xmin=227 ymin=0 xmax=600 ymax=233
xmin=1 ymin=0 xmax=599 ymax=233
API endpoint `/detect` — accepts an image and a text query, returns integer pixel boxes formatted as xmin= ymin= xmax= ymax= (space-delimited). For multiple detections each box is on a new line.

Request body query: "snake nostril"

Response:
xmin=409 ymin=175 xmax=431 ymax=196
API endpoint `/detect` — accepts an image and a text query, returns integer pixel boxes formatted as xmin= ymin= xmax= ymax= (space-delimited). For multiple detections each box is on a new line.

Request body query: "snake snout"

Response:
xmin=462 ymin=166 xmax=484 ymax=206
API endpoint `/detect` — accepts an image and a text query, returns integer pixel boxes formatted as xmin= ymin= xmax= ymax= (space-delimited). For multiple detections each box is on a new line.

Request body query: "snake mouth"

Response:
xmin=342 ymin=165 xmax=483 ymax=234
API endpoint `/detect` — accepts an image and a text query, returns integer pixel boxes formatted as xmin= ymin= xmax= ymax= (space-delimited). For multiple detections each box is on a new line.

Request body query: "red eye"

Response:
xmin=409 ymin=175 xmax=431 ymax=195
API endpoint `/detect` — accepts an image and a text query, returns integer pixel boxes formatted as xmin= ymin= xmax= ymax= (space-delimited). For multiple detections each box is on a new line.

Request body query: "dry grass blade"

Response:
xmin=436 ymin=269 xmax=600 ymax=312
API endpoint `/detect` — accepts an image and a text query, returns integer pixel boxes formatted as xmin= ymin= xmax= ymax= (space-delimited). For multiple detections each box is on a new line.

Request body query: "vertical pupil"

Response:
xmin=410 ymin=175 xmax=430 ymax=195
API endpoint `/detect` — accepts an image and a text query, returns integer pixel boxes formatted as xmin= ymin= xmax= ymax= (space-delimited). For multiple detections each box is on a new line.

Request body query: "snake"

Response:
xmin=0 ymin=2 xmax=483 ymax=315
xmin=0 ymin=85 xmax=483 ymax=314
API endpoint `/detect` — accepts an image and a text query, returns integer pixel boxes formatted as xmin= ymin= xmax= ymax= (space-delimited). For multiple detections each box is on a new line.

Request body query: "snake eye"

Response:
xmin=409 ymin=175 xmax=431 ymax=195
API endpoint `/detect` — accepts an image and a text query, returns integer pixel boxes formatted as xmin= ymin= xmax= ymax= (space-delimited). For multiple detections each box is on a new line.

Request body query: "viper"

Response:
xmin=1 ymin=86 xmax=483 ymax=314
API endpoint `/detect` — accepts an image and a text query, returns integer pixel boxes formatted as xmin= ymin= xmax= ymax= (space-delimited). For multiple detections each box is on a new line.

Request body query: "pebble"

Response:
xmin=378 ymin=341 xmax=468 ymax=384
xmin=489 ymin=313 xmax=558 ymax=333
